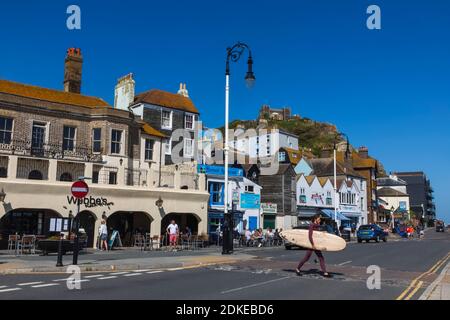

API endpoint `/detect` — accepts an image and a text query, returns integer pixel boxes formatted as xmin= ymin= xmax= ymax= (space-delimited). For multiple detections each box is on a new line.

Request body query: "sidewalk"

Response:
xmin=419 ymin=262 xmax=450 ymax=300
xmin=0 ymin=247 xmax=256 ymax=274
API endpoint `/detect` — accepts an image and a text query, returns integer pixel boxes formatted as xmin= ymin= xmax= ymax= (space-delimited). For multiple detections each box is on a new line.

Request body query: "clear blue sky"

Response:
xmin=1 ymin=1 xmax=449 ymax=222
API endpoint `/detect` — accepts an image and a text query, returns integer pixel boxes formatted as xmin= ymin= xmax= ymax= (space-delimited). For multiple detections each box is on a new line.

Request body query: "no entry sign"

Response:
xmin=71 ymin=180 xmax=89 ymax=199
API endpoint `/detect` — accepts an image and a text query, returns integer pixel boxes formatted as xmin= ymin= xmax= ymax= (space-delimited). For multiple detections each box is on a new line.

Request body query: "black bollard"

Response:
xmin=56 ymin=233 xmax=63 ymax=267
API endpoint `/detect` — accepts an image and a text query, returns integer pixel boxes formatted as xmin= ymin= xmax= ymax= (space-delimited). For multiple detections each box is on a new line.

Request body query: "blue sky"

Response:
xmin=0 ymin=1 xmax=449 ymax=221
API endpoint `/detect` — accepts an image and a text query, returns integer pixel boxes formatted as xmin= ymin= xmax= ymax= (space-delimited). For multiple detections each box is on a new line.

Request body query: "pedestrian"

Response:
xmin=166 ymin=220 xmax=179 ymax=251
xmin=296 ymin=214 xmax=331 ymax=278
xmin=99 ymin=219 xmax=108 ymax=251
xmin=184 ymin=226 xmax=192 ymax=237
xmin=245 ymin=228 xmax=252 ymax=246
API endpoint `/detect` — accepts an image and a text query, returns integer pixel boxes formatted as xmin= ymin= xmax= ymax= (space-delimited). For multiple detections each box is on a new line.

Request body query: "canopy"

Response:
xmin=321 ymin=209 xmax=351 ymax=221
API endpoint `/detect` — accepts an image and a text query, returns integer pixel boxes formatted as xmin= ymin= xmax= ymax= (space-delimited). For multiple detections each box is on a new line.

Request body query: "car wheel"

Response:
xmin=365 ymin=240 xmax=369 ymax=243
xmin=357 ymin=238 xmax=362 ymax=243
xmin=376 ymin=236 xmax=380 ymax=243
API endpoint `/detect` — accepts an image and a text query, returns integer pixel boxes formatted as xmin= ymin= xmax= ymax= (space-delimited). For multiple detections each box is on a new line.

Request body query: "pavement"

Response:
xmin=0 ymin=228 xmax=448 ymax=299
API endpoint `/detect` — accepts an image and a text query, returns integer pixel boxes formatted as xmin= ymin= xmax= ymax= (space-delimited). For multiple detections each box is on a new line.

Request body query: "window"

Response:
xmin=28 ymin=170 xmax=43 ymax=180
xmin=109 ymin=172 xmax=117 ymax=185
xmin=165 ymin=138 xmax=172 ymax=155
xmin=0 ymin=167 xmax=7 ymax=178
xmin=185 ymin=114 xmax=194 ymax=130
xmin=111 ymin=130 xmax=122 ymax=154
xmin=92 ymin=171 xmax=99 ymax=184
xmin=0 ymin=117 xmax=13 ymax=144
xmin=60 ymin=172 xmax=73 ymax=182
xmin=92 ymin=128 xmax=101 ymax=153
xmin=209 ymin=182 xmax=224 ymax=205
xmin=161 ymin=110 xmax=172 ymax=129
xmin=245 ymin=185 xmax=254 ymax=193
xmin=278 ymin=152 xmax=286 ymax=162
xmin=63 ymin=126 xmax=76 ymax=151
xmin=361 ymin=197 xmax=364 ymax=210
xmin=145 ymin=139 xmax=154 ymax=161
xmin=183 ymin=138 xmax=194 ymax=157
xmin=31 ymin=122 xmax=46 ymax=156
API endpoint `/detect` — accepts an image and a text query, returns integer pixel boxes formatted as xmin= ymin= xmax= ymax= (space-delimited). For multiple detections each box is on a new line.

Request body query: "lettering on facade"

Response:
xmin=67 ymin=196 xmax=114 ymax=209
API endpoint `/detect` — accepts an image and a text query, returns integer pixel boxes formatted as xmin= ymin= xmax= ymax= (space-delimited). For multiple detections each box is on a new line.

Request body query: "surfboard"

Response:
xmin=280 ymin=229 xmax=346 ymax=252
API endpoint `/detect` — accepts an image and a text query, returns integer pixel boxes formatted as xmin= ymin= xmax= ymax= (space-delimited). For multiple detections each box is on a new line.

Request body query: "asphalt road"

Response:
xmin=0 ymin=229 xmax=449 ymax=300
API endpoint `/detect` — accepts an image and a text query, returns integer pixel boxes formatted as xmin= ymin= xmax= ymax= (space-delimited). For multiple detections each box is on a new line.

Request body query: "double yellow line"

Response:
xmin=396 ymin=252 xmax=450 ymax=300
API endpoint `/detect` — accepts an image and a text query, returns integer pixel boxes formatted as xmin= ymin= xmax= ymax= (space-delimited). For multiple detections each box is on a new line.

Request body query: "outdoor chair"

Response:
xmin=143 ymin=233 xmax=152 ymax=250
xmin=19 ymin=235 xmax=36 ymax=255
xmin=151 ymin=235 xmax=161 ymax=250
xmin=133 ymin=233 xmax=145 ymax=250
xmin=7 ymin=234 xmax=20 ymax=254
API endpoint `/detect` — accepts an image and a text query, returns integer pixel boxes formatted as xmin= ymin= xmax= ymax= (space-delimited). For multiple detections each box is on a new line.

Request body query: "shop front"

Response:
xmin=207 ymin=209 xmax=244 ymax=244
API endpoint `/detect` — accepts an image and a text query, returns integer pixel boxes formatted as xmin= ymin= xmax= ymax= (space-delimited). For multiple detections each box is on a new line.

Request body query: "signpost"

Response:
xmin=56 ymin=179 xmax=89 ymax=267
xmin=71 ymin=180 xmax=89 ymax=265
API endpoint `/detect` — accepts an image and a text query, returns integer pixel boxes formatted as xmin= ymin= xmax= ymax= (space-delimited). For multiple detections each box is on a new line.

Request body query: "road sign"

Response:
xmin=71 ymin=180 xmax=89 ymax=199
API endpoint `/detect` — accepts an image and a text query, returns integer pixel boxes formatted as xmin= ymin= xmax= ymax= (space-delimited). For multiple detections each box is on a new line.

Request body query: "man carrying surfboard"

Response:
xmin=295 ymin=214 xmax=332 ymax=278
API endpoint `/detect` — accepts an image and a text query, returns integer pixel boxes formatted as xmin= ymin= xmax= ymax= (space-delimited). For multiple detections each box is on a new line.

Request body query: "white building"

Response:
xmin=376 ymin=175 xmax=410 ymax=222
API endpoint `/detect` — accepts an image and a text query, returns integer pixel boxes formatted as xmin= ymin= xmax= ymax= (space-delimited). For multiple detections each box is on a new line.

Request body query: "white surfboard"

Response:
xmin=280 ymin=229 xmax=346 ymax=252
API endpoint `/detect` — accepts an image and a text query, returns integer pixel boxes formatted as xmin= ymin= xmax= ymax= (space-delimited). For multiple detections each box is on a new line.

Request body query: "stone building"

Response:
xmin=0 ymin=48 xmax=208 ymax=249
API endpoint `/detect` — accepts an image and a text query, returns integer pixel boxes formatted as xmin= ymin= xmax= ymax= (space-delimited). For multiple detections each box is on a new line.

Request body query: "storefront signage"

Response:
xmin=67 ymin=196 xmax=114 ymax=209
xmin=49 ymin=218 xmax=69 ymax=232
xmin=261 ymin=203 xmax=277 ymax=214
xmin=399 ymin=201 xmax=407 ymax=212
xmin=197 ymin=165 xmax=243 ymax=177
xmin=240 ymin=193 xmax=261 ymax=209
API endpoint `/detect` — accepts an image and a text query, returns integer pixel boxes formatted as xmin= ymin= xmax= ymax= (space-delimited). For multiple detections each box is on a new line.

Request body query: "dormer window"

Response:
xmin=161 ymin=110 xmax=172 ymax=129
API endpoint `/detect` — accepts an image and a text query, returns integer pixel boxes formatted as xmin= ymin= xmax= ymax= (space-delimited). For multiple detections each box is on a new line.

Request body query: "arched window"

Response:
xmin=60 ymin=172 xmax=73 ymax=182
xmin=28 ymin=170 xmax=43 ymax=180
xmin=0 ymin=167 xmax=7 ymax=178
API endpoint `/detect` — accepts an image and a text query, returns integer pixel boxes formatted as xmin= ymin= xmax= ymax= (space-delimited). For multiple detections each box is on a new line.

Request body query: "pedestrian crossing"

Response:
xmin=0 ymin=266 xmax=193 ymax=294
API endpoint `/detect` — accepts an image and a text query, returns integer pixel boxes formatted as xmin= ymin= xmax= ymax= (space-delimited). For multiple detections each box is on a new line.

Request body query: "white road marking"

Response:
xmin=133 ymin=269 xmax=150 ymax=272
xmin=221 ymin=276 xmax=292 ymax=294
xmin=0 ymin=286 xmax=7 ymax=289
xmin=18 ymin=282 xmax=44 ymax=286
xmin=146 ymin=271 xmax=163 ymax=274
xmin=52 ymin=278 xmax=70 ymax=282
xmin=32 ymin=283 xmax=60 ymax=288
xmin=68 ymin=279 xmax=90 ymax=283
xmin=167 ymin=267 xmax=184 ymax=271
xmin=110 ymin=272 xmax=129 ymax=275
xmin=124 ymin=273 xmax=142 ymax=277
xmin=338 ymin=261 xmax=352 ymax=266
xmin=0 ymin=288 xmax=21 ymax=293
xmin=98 ymin=276 xmax=117 ymax=280
xmin=84 ymin=275 xmax=104 ymax=278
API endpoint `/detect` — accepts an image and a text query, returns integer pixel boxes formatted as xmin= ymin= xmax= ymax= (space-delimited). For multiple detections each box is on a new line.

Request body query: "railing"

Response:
xmin=0 ymin=139 xmax=103 ymax=163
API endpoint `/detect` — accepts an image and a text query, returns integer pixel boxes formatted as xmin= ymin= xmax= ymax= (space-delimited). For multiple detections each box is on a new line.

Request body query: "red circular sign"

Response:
xmin=71 ymin=180 xmax=89 ymax=199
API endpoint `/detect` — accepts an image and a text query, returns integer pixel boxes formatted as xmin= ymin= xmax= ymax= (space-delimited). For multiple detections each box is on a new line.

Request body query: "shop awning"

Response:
xmin=340 ymin=211 xmax=362 ymax=218
xmin=321 ymin=209 xmax=351 ymax=221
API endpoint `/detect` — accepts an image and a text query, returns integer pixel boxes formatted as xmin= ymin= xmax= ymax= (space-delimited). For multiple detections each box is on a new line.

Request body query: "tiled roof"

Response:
xmin=351 ymin=151 xmax=377 ymax=168
xmin=305 ymin=175 xmax=316 ymax=185
xmin=134 ymin=89 xmax=199 ymax=114
xmin=0 ymin=79 xmax=110 ymax=108
xmin=140 ymin=123 xmax=166 ymax=138
xmin=282 ymin=147 xmax=302 ymax=165
xmin=318 ymin=177 xmax=329 ymax=187
xmin=309 ymin=158 xmax=364 ymax=179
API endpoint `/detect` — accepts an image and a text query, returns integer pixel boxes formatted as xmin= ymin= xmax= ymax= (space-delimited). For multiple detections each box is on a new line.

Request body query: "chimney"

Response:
xmin=358 ymin=146 xmax=369 ymax=159
xmin=177 ymin=82 xmax=189 ymax=98
xmin=114 ymin=73 xmax=135 ymax=110
xmin=320 ymin=148 xmax=332 ymax=158
xmin=64 ymin=48 xmax=83 ymax=94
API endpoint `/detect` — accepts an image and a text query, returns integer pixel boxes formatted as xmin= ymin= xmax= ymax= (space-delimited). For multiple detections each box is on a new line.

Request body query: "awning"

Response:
xmin=341 ymin=211 xmax=362 ymax=218
xmin=297 ymin=207 xmax=318 ymax=218
xmin=321 ymin=209 xmax=351 ymax=221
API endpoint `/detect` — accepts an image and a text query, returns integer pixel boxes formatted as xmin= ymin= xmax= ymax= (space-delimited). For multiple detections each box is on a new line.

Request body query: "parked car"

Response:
xmin=435 ymin=221 xmax=445 ymax=232
xmin=357 ymin=224 xmax=388 ymax=243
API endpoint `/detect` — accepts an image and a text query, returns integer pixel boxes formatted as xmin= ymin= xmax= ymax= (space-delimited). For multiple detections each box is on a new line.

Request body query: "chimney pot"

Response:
xmin=64 ymin=48 xmax=83 ymax=93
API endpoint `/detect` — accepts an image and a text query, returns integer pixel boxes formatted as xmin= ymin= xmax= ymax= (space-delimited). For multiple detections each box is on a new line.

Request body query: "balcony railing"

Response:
xmin=0 ymin=139 xmax=103 ymax=163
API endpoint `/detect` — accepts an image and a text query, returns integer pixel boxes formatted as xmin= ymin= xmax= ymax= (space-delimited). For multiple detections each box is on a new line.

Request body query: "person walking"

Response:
xmin=296 ymin=214 xmax=331 ymax=278
xmin=99 ymin=220 xmax=108 ymax=251
xmin=166 ymin=220 xmax=179 ymax=251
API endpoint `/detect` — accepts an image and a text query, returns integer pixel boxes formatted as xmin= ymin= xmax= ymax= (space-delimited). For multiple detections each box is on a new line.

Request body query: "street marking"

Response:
xmin=84 ymin=275 xmax=104 ymax=278
xmin=124 ymin=273 xmax=142 ymax=277
xmin=32 ymin=283 xmax=60 ymax=288
xmin=53 ymin=278 xmax=70 ymax=282
xmin=338 ymin=261 xmax=352 ymax=266
xmin=167 ymin=267 xmax=184 ymax=271
xmin=110 ymin=272 xmax=129 ymax=275
xmin=146 ymin=271 xmax=163 ymax=274
xmin=397 ymin=252 xmax=450 ymax=300
xmin=98 ymin=276 xmax=117 ymax=280
xmin=18 ymin=282 xmax=44 ymax=286
xmin=221 ymin=276 xmax=292 ymax=294
xmin=405 ymin=281 xmax=424 ymax=300
xmin=70 ymin=279 xmax=90 ymax=283
xmin=133 ymin=269 xmax=150 ymax=272
xmin=0 ymin=286 xmax=7 ymax=289
xmin=0 ymin=288 xmax=21 ymax=293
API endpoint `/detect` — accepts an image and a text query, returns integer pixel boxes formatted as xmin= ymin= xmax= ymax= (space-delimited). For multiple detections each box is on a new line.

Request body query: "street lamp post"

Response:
xmin=223 ymin=42 xmax=255 ymax=255
xmin=332 ymin=133 xmax=350 ymax=229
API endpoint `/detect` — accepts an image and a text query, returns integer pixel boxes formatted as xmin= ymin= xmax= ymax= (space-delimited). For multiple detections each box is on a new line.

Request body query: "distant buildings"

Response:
xmin=391 ymin=172 xmax=436 ymax=226
xmin=376 ymin=175 xmax=410 ymax=223
xmin=258 ymin=105 xmax=294 ymax=121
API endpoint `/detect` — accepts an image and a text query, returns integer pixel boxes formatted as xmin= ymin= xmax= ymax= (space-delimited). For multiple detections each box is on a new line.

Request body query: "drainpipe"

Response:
xmin=159 ymin=137 xmax=163 ymax=187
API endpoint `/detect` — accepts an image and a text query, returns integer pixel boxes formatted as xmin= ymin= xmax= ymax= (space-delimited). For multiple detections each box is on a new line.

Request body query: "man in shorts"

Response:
xmin=167 ymin=220 xmax=179 ymax=251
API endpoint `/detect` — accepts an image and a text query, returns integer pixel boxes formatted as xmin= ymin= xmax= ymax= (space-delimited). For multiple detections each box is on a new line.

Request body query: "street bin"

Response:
xmin=340 ymin=230 xmax=351 ymax=242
